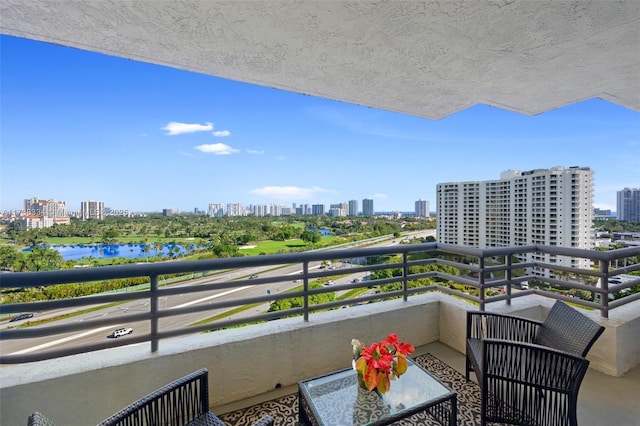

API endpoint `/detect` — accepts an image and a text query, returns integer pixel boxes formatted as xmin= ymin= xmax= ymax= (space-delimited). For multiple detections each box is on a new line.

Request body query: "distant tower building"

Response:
xmin=253 ymin=204 xmax=268 ymax=216
xmin=208 ymin=203 xmax=224 ymax=217
xmin=415 ymin=199 xmax=429 ymax=217
xmin=24 ymin=197 xmax=67 ymax=218
xmin=594 ymin=208 xmax=612 ymax=220
xmin=436 ymin=166 xmax=594 ymax=278
xmin=162 ymin=208 xmax=174 ymax=216
xmin=268 ymin=204 xmax=282 ymax=216
xmin=329 ymin=203 xmax=348 ymax=217
xmin=226 ymin=203 xmax=245 ymax=216
xmin=312 ymin=204 xmax=325 ymax=215
xmin=617 ymin=188 xmax=640 ymax=223
xmin=81 ymin=200 xmax=105 ymax=220
xmin=348 ymin=199 xmax=358 ymax=216
xmin=362 ymin=198 xmax=374 ymax=216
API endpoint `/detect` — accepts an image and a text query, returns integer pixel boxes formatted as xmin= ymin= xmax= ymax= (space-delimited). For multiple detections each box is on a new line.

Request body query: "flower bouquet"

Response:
xmin=351 ymin=334 xmax=415 ymax=393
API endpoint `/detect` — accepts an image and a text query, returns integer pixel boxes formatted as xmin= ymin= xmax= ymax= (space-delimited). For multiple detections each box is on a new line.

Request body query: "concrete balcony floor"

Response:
xmin=216 ymin=341 xmax=640 ymax=425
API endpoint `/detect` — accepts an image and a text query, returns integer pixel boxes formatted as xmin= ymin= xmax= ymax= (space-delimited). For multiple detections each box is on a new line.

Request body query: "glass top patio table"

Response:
xmin=298 ymin=357 xmax=457 ymax=426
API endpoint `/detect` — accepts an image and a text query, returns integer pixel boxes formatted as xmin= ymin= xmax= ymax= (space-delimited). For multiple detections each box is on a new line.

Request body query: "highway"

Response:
xmin=1 ymin=230 xmax=435 ymax=358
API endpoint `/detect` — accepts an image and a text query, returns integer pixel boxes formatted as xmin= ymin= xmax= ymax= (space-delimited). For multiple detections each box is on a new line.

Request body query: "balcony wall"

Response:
xmin=2 ymin=293 xmax=639 ymax=426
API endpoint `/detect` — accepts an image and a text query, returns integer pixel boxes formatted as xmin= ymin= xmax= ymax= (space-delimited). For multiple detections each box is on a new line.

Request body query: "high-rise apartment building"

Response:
xmin=226 ymin=203 xmax=246 ymax=216
xmin=208 ymin=203 xmax=224 ymax=217
xmin=311 ymin=204 xmax=325 ymax=215
xmin=80 ymin=200 xmax=104 ymax=220
xmin=617 ymin=188 xmax=640 ymax=223
xmin=348 ymin=200 xmax=358 ymax=217
xmin=415 ymin=199 xmax=429 ymax=217
xmin=362 ymin=198 xmax=374 ymax=216
xmin=24 ymin=197 xmax=67 ymax=218
xmin=252 ymin=204 xmax=268 ymax=216
xmin=437 ymin=166 xmax=594 ymax=277
xmin=329 ymin=203 xmax=348 ymax=217
xmin=15 ymin=197 xmax=70 ymax=228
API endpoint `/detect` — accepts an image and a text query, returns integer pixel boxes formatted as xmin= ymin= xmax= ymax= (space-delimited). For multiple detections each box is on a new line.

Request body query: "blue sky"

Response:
xmin=1 ymin=34 xmax=638 ymax=214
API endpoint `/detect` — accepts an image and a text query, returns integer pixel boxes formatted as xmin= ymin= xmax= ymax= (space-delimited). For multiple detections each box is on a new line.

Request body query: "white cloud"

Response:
xmin=213 ymin=130 xmax=231 ymax=137
xmin=194 ymin=143 xmax=239 ymax=155
xmin=246 ymin=149 xmax=265 ymax=155
xmin=250 ymin=186 xmax=330 ymax=200
xmin=371 ymin=193 xmax=388 ymax=199
xmin=162 ymin=121 xmax=213 ymax=135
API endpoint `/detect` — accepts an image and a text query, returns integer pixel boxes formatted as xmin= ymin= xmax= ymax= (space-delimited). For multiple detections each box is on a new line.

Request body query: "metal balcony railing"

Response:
xmin=1 ymin=242 xmax=639 ymax=364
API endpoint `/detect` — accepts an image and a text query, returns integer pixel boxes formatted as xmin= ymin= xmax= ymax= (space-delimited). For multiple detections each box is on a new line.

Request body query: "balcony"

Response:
xmin=1 ymin=241 xmax=639 ymax=425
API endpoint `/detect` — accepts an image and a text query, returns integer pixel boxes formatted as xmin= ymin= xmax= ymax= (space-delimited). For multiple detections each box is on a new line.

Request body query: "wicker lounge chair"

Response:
xmin=28 ymin=368 xmax=274 ymax=426
xmin=466 ymin=300 xmax=605 ymax=426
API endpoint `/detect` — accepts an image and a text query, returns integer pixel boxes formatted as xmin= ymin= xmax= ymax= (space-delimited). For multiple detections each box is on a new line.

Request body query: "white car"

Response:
xmin=110 ymin=327 xmax=133 ymax=338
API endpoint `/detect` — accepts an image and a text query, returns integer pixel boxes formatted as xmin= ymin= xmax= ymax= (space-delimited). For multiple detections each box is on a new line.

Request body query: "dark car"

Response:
xmin=10 ymin=313 xmax=34 ymax=322
xmin=249 ymin=274 xmax=259 ymax=279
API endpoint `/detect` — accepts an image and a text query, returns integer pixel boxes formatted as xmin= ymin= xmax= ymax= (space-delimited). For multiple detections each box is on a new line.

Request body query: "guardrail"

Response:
xmin=1 ymin=243 xmax=639 ymax=364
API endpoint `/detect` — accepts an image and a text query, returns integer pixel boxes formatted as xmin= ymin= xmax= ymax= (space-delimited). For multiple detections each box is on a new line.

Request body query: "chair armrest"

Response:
xmin=467 ymin=310 xmax=541 ymax=343
xmin=482 ymin=339 xmax=590 ymax=392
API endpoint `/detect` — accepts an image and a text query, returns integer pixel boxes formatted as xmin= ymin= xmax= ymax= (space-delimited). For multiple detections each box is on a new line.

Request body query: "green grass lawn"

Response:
xmin=239 ymin=236 xmax=342 ymax=256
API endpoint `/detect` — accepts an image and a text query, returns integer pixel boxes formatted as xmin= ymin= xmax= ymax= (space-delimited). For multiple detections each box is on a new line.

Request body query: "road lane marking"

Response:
xmin=10 ymin=325 xmax=116 ymax=355
xmin=171 ymin=286 xmax=252 ymax=309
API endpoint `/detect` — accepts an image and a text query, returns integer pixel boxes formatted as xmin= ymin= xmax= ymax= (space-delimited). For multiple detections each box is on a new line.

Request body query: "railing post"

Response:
xmin=505 ymin=255 xmax=512 ymax=306
xmin=402 ymin=252 xmax=409 ymax=301
xmin=150 ymin=273 xmax=159 ymax=352
xmin=478 ymin=256 xmax=485 ymax=311
xmin=599 ymin=260 xmax=609 ymax=319
xmin=303 ymin=260 xmax=309 ymax=322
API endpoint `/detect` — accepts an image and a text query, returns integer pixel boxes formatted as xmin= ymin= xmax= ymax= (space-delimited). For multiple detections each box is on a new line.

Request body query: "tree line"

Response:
xmin=0 ymin=214 xmax=435 ymax=273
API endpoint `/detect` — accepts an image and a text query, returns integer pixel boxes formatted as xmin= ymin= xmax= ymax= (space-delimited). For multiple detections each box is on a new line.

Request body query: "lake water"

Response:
xmin=307 ymin=227 xmax=331 ymax=236
xmin=24 ymin=243 xmax=200 ymax=261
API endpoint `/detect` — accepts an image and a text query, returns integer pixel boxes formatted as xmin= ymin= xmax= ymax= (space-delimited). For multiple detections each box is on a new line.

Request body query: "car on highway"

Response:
xmin=9 ymin=313 xmax=33 ymax=322
xmin=109 ymin=327 xmax=133 ymax=338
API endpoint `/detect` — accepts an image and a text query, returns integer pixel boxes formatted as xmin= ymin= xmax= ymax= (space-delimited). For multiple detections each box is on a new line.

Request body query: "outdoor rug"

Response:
xmin=217 ymin=353 xmax=482 ymax=425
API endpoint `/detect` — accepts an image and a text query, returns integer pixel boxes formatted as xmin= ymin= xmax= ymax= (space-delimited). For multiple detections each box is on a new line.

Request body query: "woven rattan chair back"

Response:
xmin=534 ymin=300 xmax=605 ymax=357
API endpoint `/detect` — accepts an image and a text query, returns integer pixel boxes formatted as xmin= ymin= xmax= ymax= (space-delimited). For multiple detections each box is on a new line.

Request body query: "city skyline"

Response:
xmin=1 ymin=35 xmax=639 ymax=214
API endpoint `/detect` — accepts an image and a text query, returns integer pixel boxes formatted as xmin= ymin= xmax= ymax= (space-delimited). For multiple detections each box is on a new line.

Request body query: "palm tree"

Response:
xmin=25 ymin=247 xmax=64 ymax=271
xmin=154 ymin=243 xmax=164 ymax=259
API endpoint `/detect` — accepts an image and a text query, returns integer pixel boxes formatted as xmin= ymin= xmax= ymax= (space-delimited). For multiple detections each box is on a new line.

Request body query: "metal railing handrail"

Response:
xmin=1 ymin=242 xmax=638 ymax=364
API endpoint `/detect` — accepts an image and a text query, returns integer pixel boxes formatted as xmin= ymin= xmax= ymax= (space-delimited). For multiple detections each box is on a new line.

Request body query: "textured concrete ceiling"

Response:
xmin=1 ymin=1 xmax=639 ymax=119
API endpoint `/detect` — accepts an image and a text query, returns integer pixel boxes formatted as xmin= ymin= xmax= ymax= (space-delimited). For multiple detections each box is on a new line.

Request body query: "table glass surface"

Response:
xmin=299 ymin=358 xmax=451 ymax=425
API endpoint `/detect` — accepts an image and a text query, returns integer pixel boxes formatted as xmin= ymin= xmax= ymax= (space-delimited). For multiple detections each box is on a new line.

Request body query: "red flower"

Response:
xmin=354 ymin=334 xmax=415 ymax=393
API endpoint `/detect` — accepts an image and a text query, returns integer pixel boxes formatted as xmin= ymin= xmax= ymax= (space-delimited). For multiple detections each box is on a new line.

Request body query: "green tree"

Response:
xmin=24 ymin=247 xmax=64 ymax=271
xmin=101 ymin=228 xmax=120 ymax=244
xmin=0 ymin=246 xmax=24 ymax=271
xmin=301 ymin=230 xmax=321 ymax=244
